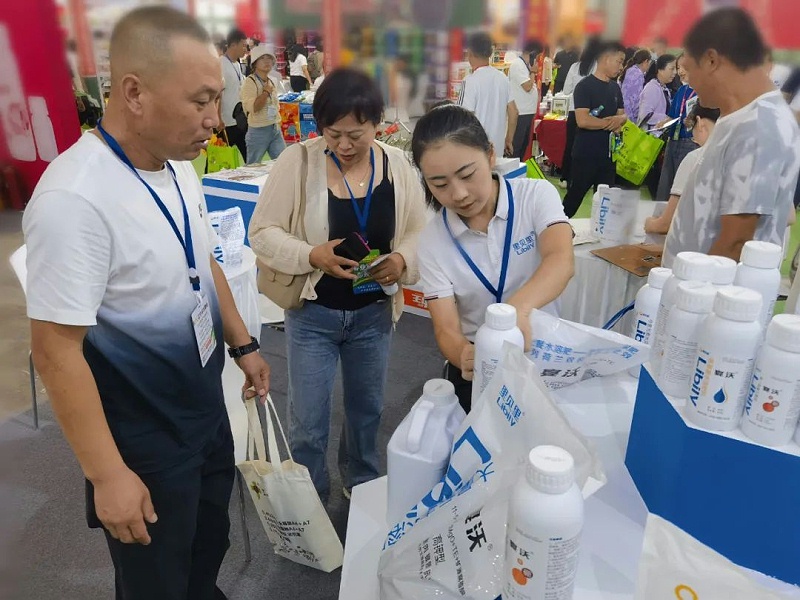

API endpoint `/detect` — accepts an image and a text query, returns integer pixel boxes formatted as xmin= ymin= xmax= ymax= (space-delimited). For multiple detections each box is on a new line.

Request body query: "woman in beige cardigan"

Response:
xmin=248 ymin=68 xmax=427 ymax=502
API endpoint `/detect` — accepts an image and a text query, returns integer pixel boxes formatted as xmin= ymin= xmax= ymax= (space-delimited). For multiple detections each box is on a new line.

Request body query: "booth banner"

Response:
xmin=279 ymin=102 xmax=301 ymax=143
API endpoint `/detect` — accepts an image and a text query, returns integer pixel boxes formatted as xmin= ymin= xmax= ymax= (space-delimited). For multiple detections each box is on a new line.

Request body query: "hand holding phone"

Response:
xmin=310 ymin=239 xmax=359 ymax=280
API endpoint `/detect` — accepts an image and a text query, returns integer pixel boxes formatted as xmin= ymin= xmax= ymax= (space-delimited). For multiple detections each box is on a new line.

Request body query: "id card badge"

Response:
xmin=352 ymin=249 xmax=383 ymax=295
xmin=191 ymin=293 xmax=217 ymax=367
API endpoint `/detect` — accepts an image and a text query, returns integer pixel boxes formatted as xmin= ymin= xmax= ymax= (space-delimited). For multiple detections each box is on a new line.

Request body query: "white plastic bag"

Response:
xmin=209 ymin=207 xmax=245 ymax=271
xmin=378 ymin=345 xmax=606 ymax=599
xmin=635 ymin=514 xmax=800 ymax=600
xmin=528 ymin=308 xmax=649 ymax=389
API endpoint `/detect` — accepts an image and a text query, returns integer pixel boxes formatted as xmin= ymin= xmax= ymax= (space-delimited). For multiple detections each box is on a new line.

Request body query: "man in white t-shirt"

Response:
xmin=219 ymin=28 xmax=248 ymax=160
xmin=507 ymin=40 xmax=541 ymax=159
xmin=23 ymin=7 xmax=270 ymax=598
xmin=663 ymin=8 xmax=800 ymax=267
xmin=458 ymin=32 xmax=519 ymax=157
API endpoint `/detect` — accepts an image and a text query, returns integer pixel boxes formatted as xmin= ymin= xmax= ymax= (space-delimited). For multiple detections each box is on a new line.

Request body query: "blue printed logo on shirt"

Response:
xmin=513 ymin=231 xmax=536 ymax=256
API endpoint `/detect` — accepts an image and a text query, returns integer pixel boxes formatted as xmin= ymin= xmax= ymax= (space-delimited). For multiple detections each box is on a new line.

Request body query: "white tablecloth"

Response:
xmin=221 ymin=247 xmax=261 ymax=463
xmin=560 ymin=201 xmax=666 ymax=332
xmin=339 ymin=373 xmax=649 ymax=599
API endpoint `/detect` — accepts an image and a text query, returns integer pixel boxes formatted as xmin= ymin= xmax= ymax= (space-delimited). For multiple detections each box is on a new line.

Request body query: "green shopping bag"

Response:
xmin=525 ymin=157 xmax=546 ymax=180
xmin=206 ymin=143 xmax=243 ymax=173
xmin=613 ymin=121 xmax=665 ymax=186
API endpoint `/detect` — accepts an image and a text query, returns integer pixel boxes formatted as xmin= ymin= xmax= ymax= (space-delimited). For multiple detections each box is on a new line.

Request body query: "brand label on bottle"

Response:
xmin=660 ymin=332 xmax=700 ymax=391
xmin=690 ymin=349 xmax=754 ymax=425
xmin=632 ymin=311 xmax=654 ymax=344
xmin=504 ymin=527 xmax=581 ymax=600
xmin=743 ymin=367 xmax=800 ymax=436
xmin=478 ymin=358 xmax=498 ymax=395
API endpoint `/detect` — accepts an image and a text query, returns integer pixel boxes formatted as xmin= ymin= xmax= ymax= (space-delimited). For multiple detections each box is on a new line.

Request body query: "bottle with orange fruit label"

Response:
xmin=503 ymin=446 xmax=583 ymax=600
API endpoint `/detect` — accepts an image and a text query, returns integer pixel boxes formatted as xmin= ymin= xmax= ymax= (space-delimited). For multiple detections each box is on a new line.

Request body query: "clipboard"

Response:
xmin=590 ymin=244 xmax=664 ymax=277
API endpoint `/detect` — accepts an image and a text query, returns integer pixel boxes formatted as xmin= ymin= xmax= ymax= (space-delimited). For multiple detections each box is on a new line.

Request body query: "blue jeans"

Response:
xmin=284 ymin=300 xmax=393 ymax=500
xmin=245 ymin=124 xmax=285 ymax=164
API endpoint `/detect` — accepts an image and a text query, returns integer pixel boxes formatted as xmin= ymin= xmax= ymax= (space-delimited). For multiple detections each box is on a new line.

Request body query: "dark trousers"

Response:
xmin=563 ymin=155 xmax=616 ymax=218
xmin=511 ymin=113 xmax=535 ymax=160
xmin=224 ymin=125 xmax=247 ymax=164
xmin=655 ymin=138 xmax=699 ymax=203
xmin=87 ymin=420 xmax=235 ymax=600
xmin=290 ymin=76 xmax=309 ymax=92
xmin=560 ymin=111 xmax=578 ymax=182
xmin=445 ymin=361 xmax=473 ymax=414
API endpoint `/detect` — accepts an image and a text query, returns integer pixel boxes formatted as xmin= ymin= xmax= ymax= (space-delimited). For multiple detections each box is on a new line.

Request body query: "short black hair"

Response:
xmin=523 ymin=39 xmax=543 ymax=55
xmin=599 ymin=41 xmax=626 ymax=57
xmin=467 ymin=32 xmax=493 ymax=59
xmin=313 ymin=68 xmax=383 ymax=131
xmin=690 ymin=103 xmax=721 ymax=123
xmin=226 ymin=28 xmax=247 ymax=46
xmin=656 ymin=53 xmax=677 ymax=72
xmin=683 ymin=7 xmax=767 ymax=70
xmin=411 ymin=104 xmax=492 ymax=210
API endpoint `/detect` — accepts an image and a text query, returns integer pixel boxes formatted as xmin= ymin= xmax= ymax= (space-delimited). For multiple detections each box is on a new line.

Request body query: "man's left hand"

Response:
xmin=236 ymin=352 xmax=271 ymax=401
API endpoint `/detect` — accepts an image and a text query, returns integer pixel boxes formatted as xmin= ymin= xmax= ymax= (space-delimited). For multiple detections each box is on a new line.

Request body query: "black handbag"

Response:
xmin=232 ymin=102 xmax=248 ymax=132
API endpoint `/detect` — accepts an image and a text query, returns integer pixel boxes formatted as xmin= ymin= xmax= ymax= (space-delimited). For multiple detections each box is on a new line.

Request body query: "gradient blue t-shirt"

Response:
xmin=23 ymin=132 xmax=227 ymax=474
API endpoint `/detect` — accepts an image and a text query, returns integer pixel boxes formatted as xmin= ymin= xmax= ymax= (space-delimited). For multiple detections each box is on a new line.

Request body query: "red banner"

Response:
xmin=520 ymin=0 xmax=550 ymax=44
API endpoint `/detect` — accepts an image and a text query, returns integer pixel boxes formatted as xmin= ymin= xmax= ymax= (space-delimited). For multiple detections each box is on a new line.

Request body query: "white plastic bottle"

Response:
xmin=386 ymin=379 xmax=466 ymax=523
xmin=741 ymin=314 xmax=800 ymax=447
xmin=734 ymin=241 xmax=782 ymax=330
xmin=685 ymin=287 xmax=763 ymax=432
xmin=628 ymin=267 xmax=672 ymax=378
xmin=472 ymin=303 xmax=524 ymax=407
xmin=650 ymin=252 xmax=716 ymax=376
xmin=504 ymin=445 xmax=583 ymax=600
xmin=656 ymin=281 xmax=717 ymax=397
xmin=709 ymin=255 xmax=737 ymax=289
xmin=590 ymin=184 xmax=609 ymax=237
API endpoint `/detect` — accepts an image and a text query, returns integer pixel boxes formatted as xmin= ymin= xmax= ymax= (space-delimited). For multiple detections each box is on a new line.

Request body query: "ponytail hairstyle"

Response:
xmin=620 ymin=48 xmax=652 ymax=83
xmin=411 ymin=104 xmax=492 ymax=210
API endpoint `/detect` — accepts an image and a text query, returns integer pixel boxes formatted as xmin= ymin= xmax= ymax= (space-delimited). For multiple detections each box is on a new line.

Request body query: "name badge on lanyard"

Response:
xmin=442 ymin=178 xmax=515 ymax=303
xmin=96 ymin=121 xmax=217 ymax=367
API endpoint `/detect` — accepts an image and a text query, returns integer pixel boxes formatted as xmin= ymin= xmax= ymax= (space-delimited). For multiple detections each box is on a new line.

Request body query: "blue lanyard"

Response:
xmin=96 ymin=121 xmax=200 ymax=293
xmin=442 ymin=178 xmax=515 ymax=303
xmin=328 ymin=147 xmax=376 ymax=241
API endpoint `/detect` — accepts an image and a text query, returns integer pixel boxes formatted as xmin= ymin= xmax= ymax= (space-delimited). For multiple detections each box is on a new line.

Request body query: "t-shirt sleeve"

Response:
xmin=458 ymin=75 xmax=476 ymax=110
xmin=509 ymin=60 xmax=528 ymax=89
xmin=23 ymin=191 xmax=111 ymax=326
xmin=525 ymin=180 xmax=570 ymax=235
xmin=616 ymin=82 xmax=625 ymax=110
xmin=670 ymin=149 xmax=700 ymax=196
xmin=417 ymin=224 xmax=455 ymax=301
xmin=572 ymin=78 xmax=591 ymax=111
xmin=298 ymin=54 xmax=308 ymax=67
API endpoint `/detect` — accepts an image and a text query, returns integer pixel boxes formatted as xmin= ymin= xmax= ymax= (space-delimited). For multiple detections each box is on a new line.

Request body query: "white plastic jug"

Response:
xmin=386 ymin=379 xmax=466 ymax=524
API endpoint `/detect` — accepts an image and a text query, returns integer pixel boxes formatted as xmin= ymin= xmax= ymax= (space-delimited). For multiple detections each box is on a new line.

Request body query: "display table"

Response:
xmin=220 ymin=247 xmax=262 ymax=463
xmin=339 ymin=373 xmax=648 ymax=599
xmin=535 ymin=117 xmax=567 ymax=169
xmin=202 ymin=163 xmax=274 ymax=246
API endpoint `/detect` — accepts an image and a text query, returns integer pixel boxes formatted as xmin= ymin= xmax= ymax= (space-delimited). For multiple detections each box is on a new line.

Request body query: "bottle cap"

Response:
xmin=485 ymin=303 xmax=518 ymax=330
xmin=709 ymin=256 xmax=737 ymax=286
xmin=675 ymin=281 xmax=716 ymax=314
xmin=713 ymin=286 xmax=762 ymax=322
xmin=740 ymin=241 xmax=782 ymax=270
xmin=526 ymin=445 xmax=576 ymax=495
xmin=673 ymin=252 xmax=716 ymax=283
xmin=422 ymin=378 xmax=457 ymax=405
xmin=766 ymin=314 xmax=800 ymax=353
xmin=647 ymin=267 xmax=672 ymax=290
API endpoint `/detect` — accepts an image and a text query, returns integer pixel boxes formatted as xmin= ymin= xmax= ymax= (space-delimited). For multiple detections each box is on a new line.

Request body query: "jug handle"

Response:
xmin=407 ymin=400 xmax=434 ymax=453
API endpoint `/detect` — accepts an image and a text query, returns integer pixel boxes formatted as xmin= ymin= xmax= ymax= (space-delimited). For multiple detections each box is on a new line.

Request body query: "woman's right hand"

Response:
xmin=309 ymin=239 xmax=359 ymax=279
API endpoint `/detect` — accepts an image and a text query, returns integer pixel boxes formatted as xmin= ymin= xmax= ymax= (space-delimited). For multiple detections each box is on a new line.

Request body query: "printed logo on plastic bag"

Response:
xmin=528 ymin=309 xmax=649 ymax=389
xmin=379 ymin=345 xmax=606 ymax=600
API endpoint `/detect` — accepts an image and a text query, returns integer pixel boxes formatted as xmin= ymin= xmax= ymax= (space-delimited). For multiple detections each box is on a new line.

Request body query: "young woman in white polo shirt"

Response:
xmin=413 ymin=104 xmax=575 ymax=411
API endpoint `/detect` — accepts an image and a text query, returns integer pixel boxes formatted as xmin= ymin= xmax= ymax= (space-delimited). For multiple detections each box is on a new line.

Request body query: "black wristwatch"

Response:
xmin=228 ymin=336 xmax=260 ymax=359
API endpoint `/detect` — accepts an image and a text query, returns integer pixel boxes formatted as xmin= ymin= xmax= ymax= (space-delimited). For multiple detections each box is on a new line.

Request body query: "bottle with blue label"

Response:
xmin=685 ymin=287 xmax=763 ymax=432
xmin=589 ymin=104 xmax=605 ymax=117
xmin=628 ymin=267 xmax=672 ymax=377
xmin=741 ymin=314 xmax=800 ymax=447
